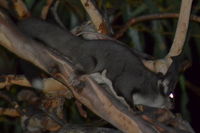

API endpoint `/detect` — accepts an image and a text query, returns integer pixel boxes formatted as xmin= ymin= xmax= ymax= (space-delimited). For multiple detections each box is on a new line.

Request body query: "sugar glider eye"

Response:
xmin=168 ymin=92 xmax=174 ymax=103
xmin=169 ymin=92 xmax=174 ymax=99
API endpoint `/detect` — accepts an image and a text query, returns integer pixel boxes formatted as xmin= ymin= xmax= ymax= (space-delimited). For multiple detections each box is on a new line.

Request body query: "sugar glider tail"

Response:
xmin=17 ymin=18 xmax=83 ymax=51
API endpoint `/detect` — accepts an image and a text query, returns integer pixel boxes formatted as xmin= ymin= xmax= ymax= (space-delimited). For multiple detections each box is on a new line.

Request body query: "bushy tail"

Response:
xmin=17 ymin=18 xmax=82 ymax=52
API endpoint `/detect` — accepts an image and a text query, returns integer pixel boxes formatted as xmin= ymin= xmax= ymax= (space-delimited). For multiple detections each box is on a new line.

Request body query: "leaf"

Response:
xmin=179 ymin=75 xmax=191 ymax=121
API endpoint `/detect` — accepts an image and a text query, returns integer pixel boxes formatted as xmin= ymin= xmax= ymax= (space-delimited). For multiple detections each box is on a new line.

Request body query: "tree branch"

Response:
xmin=12 ymin=0 xmax=30 ymax=19
xmin=0 ymin=11 xmax=194 ymax=133
xmin=0 ymin=107 xmax=20 ymax=117
xmin=0 ymin=12 xmax=144 ymax=133
xmin=0 ymin=75 xmax=72 ymax=98
xmin=167 ymin=0 xmax=193 ymax=57
xmin=0 ymin=75 xmax=31 ymax=88
xmin=80 ymin=0 xmax=110 ymax=34
xmin=41 ymin=0 xmax=55 ymax=20
xmin=0 ymin=91 xmax=23 ymax=115
xmin=115 ymin=13 xmax=200 ymax=39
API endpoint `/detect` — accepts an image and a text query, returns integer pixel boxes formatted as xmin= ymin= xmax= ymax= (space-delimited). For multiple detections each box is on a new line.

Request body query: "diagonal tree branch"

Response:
xmin=0 ymin=12 xmax=144 ymax=133
xmin=167 ymin=0 xmax=193 ymax=57
xmin=0 ymin=9 xmax=194 ymax=133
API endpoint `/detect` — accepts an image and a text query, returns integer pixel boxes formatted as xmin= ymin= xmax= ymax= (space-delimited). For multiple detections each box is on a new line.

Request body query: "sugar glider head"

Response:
xmin=132 ymin=90 xmax=173 ymax=109
xmin=133 ymin=54 xmax=190 ymax=108
xmin=132 ymin=78 xmax=174 ymax=108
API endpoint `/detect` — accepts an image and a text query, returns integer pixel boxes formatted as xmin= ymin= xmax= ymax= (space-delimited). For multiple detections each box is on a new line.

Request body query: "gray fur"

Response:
xmin=18 ymin=18 xmax=175 ymax=108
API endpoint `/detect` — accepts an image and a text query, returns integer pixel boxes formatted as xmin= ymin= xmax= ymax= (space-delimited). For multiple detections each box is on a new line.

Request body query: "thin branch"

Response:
xmin=0 ymin=75 xmax=31 ymax=88
xmin=75 ymin=100 xmax=87 ymax=118
xmin=41 ymin=0 xmax=55 ymax=20
xmin=12 ymin=0 xmax=30 ymax=19
xmin=0 ymin=91 xmax=23 ymax=115
xmin=0 ymin=75 xmax=72 ymax=98
xmin=51 ymin=0 xmax=66 ymax=29
xmin=186 ymin=81 xmax=200 ymax=97
xmin=167 ymin=0 xmax=193 ymax=57
xmin=0 ymin=107 xmax=20 ymax=117
xmin=115 ymin=13 xmax=200 ymax=39
xmin=80 ymin=0 xmax=110 ymax=34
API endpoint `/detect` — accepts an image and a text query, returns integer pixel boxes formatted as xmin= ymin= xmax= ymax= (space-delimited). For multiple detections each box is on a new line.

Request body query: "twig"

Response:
xmin=115 ymin=13 xmax=200 ymax=39
xmin=186 ymin=81 xmax=200 ymax=97
xmin=0 ymin=74 xmax=72 ymax=98
xmin=51 ymin=0 xmax=66 ymax=29
xmin=0 ymin=107 xmax=20 ymax=117
xmin=80 ymin=0 xmax=110 ymax=34
xmin=12 ymin=0 xmax=30 ymax=19
xmin=75 ymin=100 xmax=87 ymax=118
xmin=0 ymin=91 xmax=23 ymax=115
xmin=0 ymin=75 xmax=31 ymax=89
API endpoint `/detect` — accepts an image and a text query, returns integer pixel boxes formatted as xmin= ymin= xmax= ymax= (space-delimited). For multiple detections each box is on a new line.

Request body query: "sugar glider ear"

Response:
xmin=169 ymin=53 xmax=191 ymax=74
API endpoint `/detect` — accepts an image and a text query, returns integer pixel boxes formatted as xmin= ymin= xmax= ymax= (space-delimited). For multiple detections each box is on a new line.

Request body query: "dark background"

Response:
xmin=0 ymin=0 xmax=199 ymax=132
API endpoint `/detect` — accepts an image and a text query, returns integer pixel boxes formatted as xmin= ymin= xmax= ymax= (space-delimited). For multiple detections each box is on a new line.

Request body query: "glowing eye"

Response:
xmin=169 ymin=93 xmax=174 ymax=99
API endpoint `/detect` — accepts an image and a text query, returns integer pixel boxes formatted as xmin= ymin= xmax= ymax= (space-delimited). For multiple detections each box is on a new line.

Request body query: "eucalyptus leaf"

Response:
xmin=179 ymin=75 xmax=190 ymax=121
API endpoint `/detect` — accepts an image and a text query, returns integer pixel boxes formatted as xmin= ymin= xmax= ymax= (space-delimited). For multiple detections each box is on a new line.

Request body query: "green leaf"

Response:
xmin=179 ymin=75 xmax=191 ymax=121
